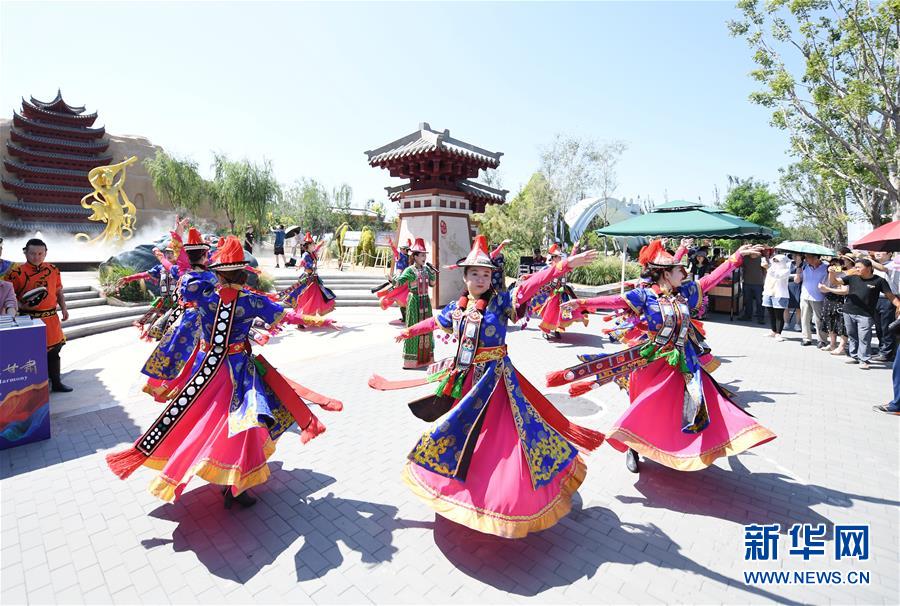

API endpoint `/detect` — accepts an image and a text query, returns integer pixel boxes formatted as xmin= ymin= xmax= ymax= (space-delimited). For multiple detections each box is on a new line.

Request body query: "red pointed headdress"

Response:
xmin=399 ymin=238 xmax=412 ymax=250
xmin=409 ymin=238 xmax=427 ymax=254
xmin=638 ymin=239 xmax=685 ymax=269
xmin=183 ymin=227 xmax=210 ymax=251
xmin=209 ymin=235 xmax=248 ymax=271
xmin=304 ymin=231 xmax=314 ymax=244
xmin=457 ymin=235 xmax=497 ymax=270
xmin=547 ymin=243 xmax=562 ymax=257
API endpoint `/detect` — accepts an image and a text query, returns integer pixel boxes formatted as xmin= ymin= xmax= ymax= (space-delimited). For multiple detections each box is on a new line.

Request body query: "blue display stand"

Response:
xmin=0 ymin=321 xmax=51 ymax=449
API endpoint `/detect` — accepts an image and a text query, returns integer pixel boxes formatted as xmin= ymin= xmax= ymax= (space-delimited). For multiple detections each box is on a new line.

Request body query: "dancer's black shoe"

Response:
xmin=625 ymin=448 xmax=640 ymax=473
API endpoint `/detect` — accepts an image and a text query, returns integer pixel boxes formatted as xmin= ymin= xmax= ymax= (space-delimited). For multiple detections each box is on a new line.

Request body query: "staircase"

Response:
xmin=54 ymin=270 xmax=382 ymax=341
xmin=272 ymin=271 xmax=384 ymax=307
xmin=61 ymin=286 xmax=151 ymax=340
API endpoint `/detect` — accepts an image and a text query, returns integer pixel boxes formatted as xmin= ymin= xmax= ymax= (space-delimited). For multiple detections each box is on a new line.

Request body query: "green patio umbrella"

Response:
xmin=597 ymin=200 xmax=776 ymax=239
xmin=596 ymin=200 xmax=775 ymax=295
xmin=773 ymin=240 xmax=836 ymax=256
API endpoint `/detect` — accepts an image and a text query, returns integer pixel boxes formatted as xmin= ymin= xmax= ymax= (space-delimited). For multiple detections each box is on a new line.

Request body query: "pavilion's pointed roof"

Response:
xmin=366 ymin=122 xmax=503 ymax=167
xmin=30 ymin=90 xmax=86 ymax=115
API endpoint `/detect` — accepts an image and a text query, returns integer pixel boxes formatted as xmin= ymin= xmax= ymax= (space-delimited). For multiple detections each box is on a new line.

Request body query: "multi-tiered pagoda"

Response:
xmin=1 ymin=91 xmax=112 ymax=233
xmin=366 ymin=122 xmax=508 ymax=214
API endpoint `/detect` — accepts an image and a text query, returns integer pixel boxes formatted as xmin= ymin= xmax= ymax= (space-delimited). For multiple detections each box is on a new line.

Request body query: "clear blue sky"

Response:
xmin=0 ymin=1 xmax=790 ymax=209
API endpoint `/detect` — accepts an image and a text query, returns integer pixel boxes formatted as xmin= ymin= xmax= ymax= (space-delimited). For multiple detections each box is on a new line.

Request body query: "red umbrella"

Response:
xmin=853 ymin=220 xmax=900 ymax=252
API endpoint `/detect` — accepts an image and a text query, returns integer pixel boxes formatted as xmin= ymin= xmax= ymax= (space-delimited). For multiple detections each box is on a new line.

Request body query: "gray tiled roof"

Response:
xmin=13 ymin=112 xmax=106 ymax=137
xmin=366 ymin=122 xmax=502 ymax=166
xmin=3 ymin=159 xmax=89 ymax=179
xmin=0 ymin=214 xmax=103 ymax=233
xmin=7 ymin=141 xmax=112 ymax=164
xmin=11 ymin=128 xmax=109 ymax=151
xmin=0 ymin=198 xmax=92 ymax=217
xmin=30 ymin=90 xmax=86 ymax=115
xmin=21 ymin=99 xmax=98 ymax=124
xmin=1 ymin=176 xmax=93 ymax=195
xmin=385 ymin=179 xmax=507 ymax=202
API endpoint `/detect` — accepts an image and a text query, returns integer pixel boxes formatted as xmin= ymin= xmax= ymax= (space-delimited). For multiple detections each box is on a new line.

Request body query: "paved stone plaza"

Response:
xmin=1 ymin=306 xmax=898 ymax=605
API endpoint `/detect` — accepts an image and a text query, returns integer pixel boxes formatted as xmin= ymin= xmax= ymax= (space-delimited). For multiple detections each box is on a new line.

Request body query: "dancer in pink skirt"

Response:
xmin=548 ymin=240 xmax=775 ymax=474
xmin=279 ymin=232 xmax=336 ymax=319
xmin=107 ymin=237 xmax=342 ymax=508
xmin=370 ymin=236 xmax=604 ymax=538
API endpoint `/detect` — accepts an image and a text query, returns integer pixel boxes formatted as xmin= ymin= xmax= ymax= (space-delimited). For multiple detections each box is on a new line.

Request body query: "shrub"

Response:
xmin=359 ymin=227 xmax=376 ymax=267
xmin=99 ymin=265 xmax=153 ymax=303
xmin=568 ymin=256 xmax=641 ymax=286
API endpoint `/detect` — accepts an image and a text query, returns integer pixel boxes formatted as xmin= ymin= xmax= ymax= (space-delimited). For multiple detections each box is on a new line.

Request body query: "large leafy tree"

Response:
xmin=729 ymin=0 xmax=900 ymax=226
xmin=723 ymin=176 xmax=783 ymax=228
xmin=281 ymin=178 xmax=336 ymax=237
xmin=477 ymin=172 xmax=556 ymax=254
xmin=143 ymin=149 xmax=205 ymax=212
xmin=779 ymin=162 xmax=851 ymax=246
xmin=208 ymin=153 xmax=280 ymax=233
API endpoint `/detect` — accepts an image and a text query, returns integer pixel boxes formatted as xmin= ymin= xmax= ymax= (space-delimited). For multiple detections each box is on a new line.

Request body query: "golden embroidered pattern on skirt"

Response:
xmin=502 ymin=364 xmax=573 ymax=486
xmin=410 ymin=435 xmax=456 ymax=475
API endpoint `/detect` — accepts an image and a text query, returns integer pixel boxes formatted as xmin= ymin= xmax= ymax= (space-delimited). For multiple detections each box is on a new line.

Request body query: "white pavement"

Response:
xmin=1 ymin=307 xmax=898 ymax=605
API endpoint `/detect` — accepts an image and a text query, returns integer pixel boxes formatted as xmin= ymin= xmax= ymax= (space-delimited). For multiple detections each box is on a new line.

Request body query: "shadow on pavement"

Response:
xmin=432 ymin=496 xmax=799 ymax=603
xmin=142 ymin=464 xmax=429 ymax=583
xmin=616 ymin=456 xmax=900 ymax=540
xmin=0 ymin=373 xmax=141 ymax=479
xmin=543 ymin=332 xmax=610 ymax=349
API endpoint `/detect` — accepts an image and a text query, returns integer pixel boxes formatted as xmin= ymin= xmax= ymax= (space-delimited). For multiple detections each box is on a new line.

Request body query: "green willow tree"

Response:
xmin=729 ymin=0 xmax=900 ymax=226
xmin=209 ymin=153 xmax=281 ymax=234
xmin=282 ymin=178 xmax=335 ymax=237
xmin=143 ymin=149 xmax=205 ymax=212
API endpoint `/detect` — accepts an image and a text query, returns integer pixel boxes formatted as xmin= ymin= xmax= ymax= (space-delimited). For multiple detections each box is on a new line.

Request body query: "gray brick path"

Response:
xmin=1 ymin=309 xmax=897 ymax=604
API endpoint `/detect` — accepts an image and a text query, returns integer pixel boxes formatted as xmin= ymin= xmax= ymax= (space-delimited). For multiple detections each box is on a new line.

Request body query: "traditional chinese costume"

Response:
xmin=532 ymin=243 xmax=589 ymax=339
xmin=107 ymin=237 xmax=342 ymax=504
xmin=140 ymin=228 xmax=214 ymax=402
xmin=122 ymin=236 xmax=187 ymax=341
xmin=547 ymin=240 xmax=775 ymax=472
xmin=279 ymin=232 xmax=336 ymax=318
xmin=371 ymin=236 xmax=603 ymax=538
xmin=379 ymin=238 xmax=436 ymax=368
xmin=374 ymin=238 xmax=412 ymax=314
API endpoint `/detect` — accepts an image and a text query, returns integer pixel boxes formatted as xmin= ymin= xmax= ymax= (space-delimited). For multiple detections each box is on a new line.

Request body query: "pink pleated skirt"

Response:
xmin=294 ymin=284 xmax=336 ymax=317
xmin=404 ymin=380 xmax=585 ymax=539
xmin=606 ymin=358 xmax=775 ymax=470
xmin=142 ymin=366 xmax=275 ymax=501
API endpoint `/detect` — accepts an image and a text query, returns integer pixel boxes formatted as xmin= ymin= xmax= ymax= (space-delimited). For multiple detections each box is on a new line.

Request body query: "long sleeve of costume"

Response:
xmin=578 ymin=293 xmax=630 ymax=312
xmin=395 ymin=266 xmax=416 ymax=286
xmin=673 ymin=245 xmax=687 ymax=262
xmin=513 ymin=259 xmax=571 ymax=307
xmin=400 ymin=316 xmax=438 ymax=339
xmin=389 ymin=239 xmax=400 ymax=261
xmin=490 ymin=241 xmax=508 ymax=259
xmin=698 ymin=254 xmax=742 ymax=292
xmin=170 ymin=233 xmax=190 ymax=272
xmin=122 ymin=271 xmax=154 ymax=285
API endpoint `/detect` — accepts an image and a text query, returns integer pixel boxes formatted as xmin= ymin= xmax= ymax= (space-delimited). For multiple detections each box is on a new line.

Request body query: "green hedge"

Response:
xmin=568 ymin=255 xmax=641 ymax=286
xmin=99 ymin=265 xmax=153 ymax=303
xmin=500 ymin=247 xmax=640 ymax=286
